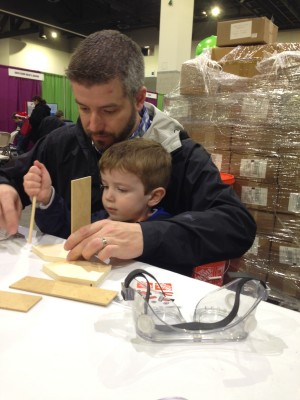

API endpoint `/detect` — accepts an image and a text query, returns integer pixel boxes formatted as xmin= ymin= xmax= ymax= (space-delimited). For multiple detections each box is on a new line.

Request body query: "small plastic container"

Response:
xmin=192 ymin=261 xmax=227 ymax=286
xmin=220 ymin=172 xmax=235 ymax=186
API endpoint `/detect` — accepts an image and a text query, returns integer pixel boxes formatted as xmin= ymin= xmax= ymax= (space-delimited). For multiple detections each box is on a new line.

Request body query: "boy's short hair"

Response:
xmin=99 ymin=139 xmax=172 ymax=193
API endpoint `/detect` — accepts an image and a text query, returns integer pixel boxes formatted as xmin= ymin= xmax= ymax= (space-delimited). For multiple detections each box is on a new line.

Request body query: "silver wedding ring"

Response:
xmin=102 ymin=237 xmax=108 ymax=247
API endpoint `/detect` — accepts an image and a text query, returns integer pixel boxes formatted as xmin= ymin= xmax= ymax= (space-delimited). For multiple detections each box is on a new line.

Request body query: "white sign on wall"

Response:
xmin=8 ymin=68 xmax=44 ymax=81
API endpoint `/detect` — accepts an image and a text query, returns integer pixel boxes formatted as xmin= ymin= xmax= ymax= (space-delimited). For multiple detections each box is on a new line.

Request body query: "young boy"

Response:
xmin=23 ymin=139 xmax=172 ymax=238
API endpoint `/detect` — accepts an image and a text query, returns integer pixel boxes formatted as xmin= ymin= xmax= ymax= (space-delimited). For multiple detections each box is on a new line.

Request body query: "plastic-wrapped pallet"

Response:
xmin=164 ymin=45 xmax=300 ymax=309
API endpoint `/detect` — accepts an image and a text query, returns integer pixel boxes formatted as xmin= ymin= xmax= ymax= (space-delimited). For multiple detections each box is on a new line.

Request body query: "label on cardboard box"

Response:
xmin=279 ymin=246 xmax=300 ymax=265
xmin=211 ymin=153 xmax=223 ymax=171
xmin=240 ymin=159 xmax=267 ymax=179
xmin=241 ymin=186 xmax=268 ymax=206
xmin=288 ymin=193 xmax=300 ymax=213
xmin=241 ymin=97 xmax=269 ymax=120
xmin=230 ymin=21 xmax=252 ymax=39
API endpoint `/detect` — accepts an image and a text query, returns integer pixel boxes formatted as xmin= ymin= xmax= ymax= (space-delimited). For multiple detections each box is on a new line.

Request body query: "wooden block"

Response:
xmin=42 ymin=261 xmax=111 ymax=287
xmin=32 ymin=243 xmax=68 ymax=262
xmin=71 ymin=176 xmax=91 ymax=233
xmin=0 ymin=290 xmax=42 ymax=312
xmin=10 ymin=276 xmax=118 ymax=306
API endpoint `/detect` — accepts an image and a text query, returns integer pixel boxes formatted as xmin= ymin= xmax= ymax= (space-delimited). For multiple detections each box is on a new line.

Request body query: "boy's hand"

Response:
xmin=23 ymin=160 xmax=52 ymax=205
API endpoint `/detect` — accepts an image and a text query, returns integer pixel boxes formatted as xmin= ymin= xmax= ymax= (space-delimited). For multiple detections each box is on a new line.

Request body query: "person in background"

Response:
xmin=36 ymin=111 xmax=65 ymax=140
xmin=55 ymin=110 xmax=65 ymax=120
xmin=29 ymin=96 xmax=51 ymax=143
xmin=23 ymin=139 xmax=171 ymax=238
xmin=55 ymin=110 xmax=74 ymax=126
xmin=0 ymin=30 xmax=256 ymax=277
xmin=11 ymin=112 xmax=30 ymax=154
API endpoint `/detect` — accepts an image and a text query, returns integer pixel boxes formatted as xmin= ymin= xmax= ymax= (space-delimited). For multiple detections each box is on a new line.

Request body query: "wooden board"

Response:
xmin=42 ymin=261 xmax=111 ymax=287
xmin=0 ymin=290 xmax=42 ymax=312
xmin=10 ymin=276 xmax=118 ymax=306
xmin=32 ymin=243 xmax=68 ymax=262
xmin=71 ymin=176 xmax=91 ymax=233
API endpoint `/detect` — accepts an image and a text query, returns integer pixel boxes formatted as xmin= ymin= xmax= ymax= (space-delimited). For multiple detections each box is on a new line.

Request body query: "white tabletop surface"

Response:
xmin=1 ymin=227 xmax=300 ymax=400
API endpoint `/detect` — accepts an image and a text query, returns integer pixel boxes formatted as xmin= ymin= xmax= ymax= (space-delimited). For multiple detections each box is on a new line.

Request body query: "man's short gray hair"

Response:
xmin=66 ymin=30 xmax=145 ymax=99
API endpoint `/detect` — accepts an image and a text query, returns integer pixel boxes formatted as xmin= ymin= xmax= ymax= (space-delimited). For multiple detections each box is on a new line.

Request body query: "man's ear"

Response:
xmin=147 ymin=187 xmax=166 ymax=207
xmin=135 ymin=86 xmax=147 ymax=112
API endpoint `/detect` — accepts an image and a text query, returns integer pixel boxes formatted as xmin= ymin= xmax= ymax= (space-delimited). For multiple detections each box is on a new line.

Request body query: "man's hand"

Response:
xmin=23 ymin=160 xmax=52 ymax=205
xmin=0 ymin=184 xmax=22 ymax=236
xmin=64 ymin=219 xmax=144 ymax=262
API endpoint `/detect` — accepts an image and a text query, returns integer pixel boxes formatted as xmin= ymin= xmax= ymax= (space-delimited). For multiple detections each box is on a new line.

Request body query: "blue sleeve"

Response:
xmin=35 ymin=193 xmax=70 ymax=239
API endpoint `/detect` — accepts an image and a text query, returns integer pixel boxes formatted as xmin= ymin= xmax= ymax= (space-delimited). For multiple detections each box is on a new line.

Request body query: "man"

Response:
xmin=29 ymin=96 xmax=51 ymax=143
xmin=0 ymin=30 xmax=256 ymax=276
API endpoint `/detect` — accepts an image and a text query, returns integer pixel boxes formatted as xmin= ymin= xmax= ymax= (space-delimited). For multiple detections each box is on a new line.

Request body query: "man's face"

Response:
xmin=71 ymin=78 xmax=146 ymax=152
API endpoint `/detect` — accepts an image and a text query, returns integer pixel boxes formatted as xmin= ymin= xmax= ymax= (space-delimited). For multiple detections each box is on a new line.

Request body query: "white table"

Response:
xmin=1 ymin=227 xmax=300 ymax=400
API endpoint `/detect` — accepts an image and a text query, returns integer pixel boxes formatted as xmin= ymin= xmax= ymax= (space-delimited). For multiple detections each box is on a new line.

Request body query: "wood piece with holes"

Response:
xmin=42 ymin=260 xmax=111 ymax=286
xmin=0 ymin=290 xmax=42 ymax=312
xmin=71 ymin=176 xmax=91 ymax=233
xmin=10 ymin=276 xmax=118 ymax=306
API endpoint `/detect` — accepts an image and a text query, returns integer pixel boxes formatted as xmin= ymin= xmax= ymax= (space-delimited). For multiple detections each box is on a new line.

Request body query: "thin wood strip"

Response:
xmin=10 ymin=276 xmax=118 ymax=306
xmin=0 ymin=290 xmax=42 ymax=312
xmin=28 ymin=196 xmax=37 ymax=243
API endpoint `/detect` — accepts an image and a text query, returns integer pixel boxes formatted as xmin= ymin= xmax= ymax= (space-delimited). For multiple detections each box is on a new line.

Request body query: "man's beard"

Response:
xmin=88 ymin=105 xmax=138 ymax=152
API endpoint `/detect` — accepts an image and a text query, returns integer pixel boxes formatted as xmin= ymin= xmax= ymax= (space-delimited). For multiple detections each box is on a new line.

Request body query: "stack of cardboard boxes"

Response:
xmin=164 ymin=17 xmax=300 ymax=306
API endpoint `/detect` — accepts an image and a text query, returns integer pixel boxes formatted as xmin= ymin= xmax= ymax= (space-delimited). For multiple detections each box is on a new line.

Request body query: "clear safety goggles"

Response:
xmin=121 ymin=269 xmax=268 ymax=343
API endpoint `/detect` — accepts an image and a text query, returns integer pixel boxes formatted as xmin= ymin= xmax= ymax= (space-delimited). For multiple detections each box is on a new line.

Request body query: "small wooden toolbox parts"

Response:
xmin=42 ymin=260 xmax=111 ymax=287
xmin=32 ymin=242 xmax=69 ymax=262
xmin=0 ymin=290 xmax=42 ymax=312
xmin=10 ymin=276 xmax=118 ymax=307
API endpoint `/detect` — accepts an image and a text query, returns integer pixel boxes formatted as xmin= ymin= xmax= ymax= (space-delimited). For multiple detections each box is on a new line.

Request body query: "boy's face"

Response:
xmin=71 ymin=78 xmax=146 ymax=152
xmin=100 ymin=169 xmax=152 ymax=222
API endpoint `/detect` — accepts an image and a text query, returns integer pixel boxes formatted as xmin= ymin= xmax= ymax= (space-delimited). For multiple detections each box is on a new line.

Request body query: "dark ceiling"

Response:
xmin=0 ymin=0 xmax=300 ymax=40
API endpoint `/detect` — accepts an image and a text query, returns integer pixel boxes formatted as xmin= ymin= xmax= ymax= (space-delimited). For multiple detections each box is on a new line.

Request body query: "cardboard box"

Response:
xmin=211 ymin=47 xmax=235 ymax=61
xmin=249 ymin=209 xmax=275 ymax=235
xmin=269 ymin=240 xmax=300 ymax=269
xmin=213 ymin=43 xmax=300 ymax=78
xmin=221 ymin=60 xmax=259 ymax=78
xmin=179 ymin=59 xmax=219 ymax=95
xmin=213 ymin=43 xmax=300 ymax=63
xmin=231 ymin=126 xmax=280 ymax=155
xmin=269 ymin=240 xmax=300 ymax=299
xmin=276 ymin=187 xmax=300 ymax=215
xmin=211 ymin=150 xmax=231 ymax=172
xmin=216 ymin=17 xmax=278 ymax=47
xmin=230 ymin=152 xmax=279 ymax=183
xmin=228 ymin=234 xmax=271 ymax=281
xmin=268 ymin=268 xmax=300 ymax=300
xmin=278 ymin=131 xmax=300 ymax=156
xmin=189 ymin=125 xmax=232 ymax=151
xmin=233 ymin=178 xmax=278 ymax=211
xmin=278 ymin=153 xmax=300 ymax=188
xmin=273 ymin=212 xmax=300 ymax=243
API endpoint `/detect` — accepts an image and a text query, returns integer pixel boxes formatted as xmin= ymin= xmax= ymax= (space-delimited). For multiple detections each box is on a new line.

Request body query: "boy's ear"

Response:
xmin=147 ymin=187 xmax=166 ymax=207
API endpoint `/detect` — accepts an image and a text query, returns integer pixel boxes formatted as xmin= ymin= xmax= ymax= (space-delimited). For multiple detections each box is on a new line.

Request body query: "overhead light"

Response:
xmin=51 ymin=31 xmax=58 ymax=39
xmin=39 ymin=27 xmax=47 ymax=40
xmin=211 ymin=6 xmax=221 ymax=17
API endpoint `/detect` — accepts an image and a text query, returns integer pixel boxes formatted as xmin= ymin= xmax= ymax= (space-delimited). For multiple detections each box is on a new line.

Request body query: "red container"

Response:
xmin=220 ymin=172 xmax=235 ymax=186
xmin=192 ymin=261 xmax=227 ymax=286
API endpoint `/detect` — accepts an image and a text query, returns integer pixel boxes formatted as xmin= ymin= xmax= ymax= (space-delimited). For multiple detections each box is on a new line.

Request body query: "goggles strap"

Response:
xmin=156 ymin=277 xmax=265 ymax=331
